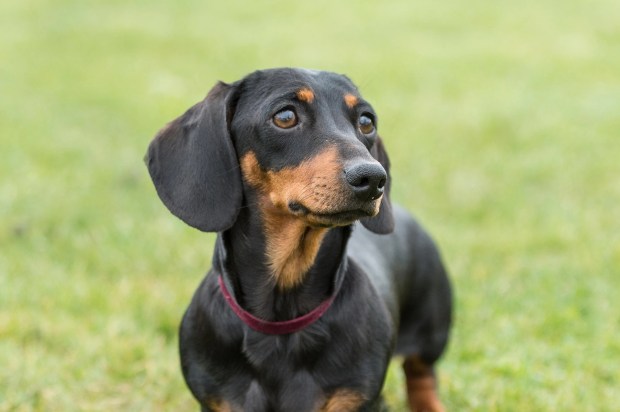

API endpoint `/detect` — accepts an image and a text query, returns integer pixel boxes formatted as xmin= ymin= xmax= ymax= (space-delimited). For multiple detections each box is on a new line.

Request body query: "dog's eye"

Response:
xmin=273 ymin=109 xmax=298 ymax=129
xmin=358 ymin=114 xmax=375 ymax=135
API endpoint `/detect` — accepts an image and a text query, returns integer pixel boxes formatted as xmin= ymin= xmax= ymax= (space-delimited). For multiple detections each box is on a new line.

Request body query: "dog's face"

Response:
xmin=230 ymin=69 xmax=386 ymax=228
xmin=146 ymin=68 xmax=393 ymax=234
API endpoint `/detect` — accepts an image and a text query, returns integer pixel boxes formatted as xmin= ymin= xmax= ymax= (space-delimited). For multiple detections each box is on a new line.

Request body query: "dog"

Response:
xmin=145 ymin=68 xmax=452 ymax=411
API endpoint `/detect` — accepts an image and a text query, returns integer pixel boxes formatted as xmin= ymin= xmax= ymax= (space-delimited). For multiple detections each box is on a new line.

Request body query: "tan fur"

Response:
xmin=344 ymin=93 xmax=358 ymax=108
xmin=240 ymin=149 xmax=347 ymax=216
xmin=297 ymin=87 xmax=315 ymax=103
xmin=403 ymin=356 xmax=445 ymax=412
xmin=240 ymin=149 xmax=349 ymax=289
xmin=264 ymin=216 xmax=328 ymax=289
xmin=320 ymin=389 xmax=367 ymax=411
xmin=205 ymin=398 xmax=233 ymax=412
xmin=264 ymin=147 xmax=348 ymax=216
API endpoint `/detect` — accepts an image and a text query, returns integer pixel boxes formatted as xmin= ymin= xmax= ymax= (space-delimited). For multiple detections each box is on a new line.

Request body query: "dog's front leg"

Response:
xmin=403 ymin=356 xmax=445 ymax=412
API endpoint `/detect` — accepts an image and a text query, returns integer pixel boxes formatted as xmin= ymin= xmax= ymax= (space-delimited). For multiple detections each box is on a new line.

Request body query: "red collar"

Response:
xmin=218 ymin=275 xmax=339 ymax=335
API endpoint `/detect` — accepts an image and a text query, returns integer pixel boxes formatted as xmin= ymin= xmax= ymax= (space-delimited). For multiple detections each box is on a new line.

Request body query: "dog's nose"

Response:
xmin=345 ymin=162 xmax=387 ymax=201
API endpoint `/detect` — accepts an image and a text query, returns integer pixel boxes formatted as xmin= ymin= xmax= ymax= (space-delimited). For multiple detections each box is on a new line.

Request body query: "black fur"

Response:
xmin=145 ymin=68 xmax=452 ymax=411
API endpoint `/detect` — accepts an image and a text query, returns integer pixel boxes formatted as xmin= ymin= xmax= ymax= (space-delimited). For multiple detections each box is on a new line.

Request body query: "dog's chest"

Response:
xmin=230 ymin=366 xmax=327 ymax=411
xmin=214 ymin=328 xmax=381 ymax=411
xmin=220 ymin=361 xmax=370 ymax=412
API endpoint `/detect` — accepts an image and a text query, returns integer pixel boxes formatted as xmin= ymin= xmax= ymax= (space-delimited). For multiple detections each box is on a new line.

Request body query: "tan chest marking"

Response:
xmin=240 ymin=149 xmax=344 ymax=289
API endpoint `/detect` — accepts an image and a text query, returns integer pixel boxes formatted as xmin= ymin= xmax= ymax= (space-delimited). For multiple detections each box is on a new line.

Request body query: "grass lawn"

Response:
xmin=1 ymin=0 xmax=619 ymax=410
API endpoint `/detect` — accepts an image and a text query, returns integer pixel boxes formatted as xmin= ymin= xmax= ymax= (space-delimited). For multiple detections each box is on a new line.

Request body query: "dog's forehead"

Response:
xmin=238 ymin=68 xmax=360 ymax=103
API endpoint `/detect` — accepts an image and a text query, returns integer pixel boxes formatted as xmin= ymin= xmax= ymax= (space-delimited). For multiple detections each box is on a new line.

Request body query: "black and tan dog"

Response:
xmin=145 ymin=68 xmax=452 ymax=411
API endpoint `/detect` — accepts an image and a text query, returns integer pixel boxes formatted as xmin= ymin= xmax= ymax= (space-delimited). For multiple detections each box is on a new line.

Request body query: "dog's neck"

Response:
xmin=216 ymin=205 xmax=351 ymax=322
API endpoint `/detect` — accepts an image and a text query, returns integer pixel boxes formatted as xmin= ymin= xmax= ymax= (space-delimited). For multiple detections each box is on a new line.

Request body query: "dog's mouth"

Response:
xmin=288 ymin=200 xmax=380 ymax=227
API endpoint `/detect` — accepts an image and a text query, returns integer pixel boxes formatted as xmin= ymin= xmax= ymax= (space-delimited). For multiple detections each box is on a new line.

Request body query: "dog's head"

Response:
xmin=146 ymin=68 xmax=394 ymax=234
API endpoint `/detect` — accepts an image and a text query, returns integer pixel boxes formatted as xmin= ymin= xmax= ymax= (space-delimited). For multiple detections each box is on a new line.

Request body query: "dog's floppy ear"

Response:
xmin=361 ymin=136 xmax=394 ymax=234
xmin=145 ymin=81 xmax=242 ymax=232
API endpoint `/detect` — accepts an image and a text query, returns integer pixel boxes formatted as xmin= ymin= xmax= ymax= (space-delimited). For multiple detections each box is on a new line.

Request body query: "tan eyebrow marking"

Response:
xmin=296 ymin=87 xmax=315 ymax=103
xmin=344 ymin=93 xmax=358 ymax=108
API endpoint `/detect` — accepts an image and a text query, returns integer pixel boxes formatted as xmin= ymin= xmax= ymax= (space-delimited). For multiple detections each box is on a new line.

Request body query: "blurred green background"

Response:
xmin=1 ymin=0 xmax=619 ymax=410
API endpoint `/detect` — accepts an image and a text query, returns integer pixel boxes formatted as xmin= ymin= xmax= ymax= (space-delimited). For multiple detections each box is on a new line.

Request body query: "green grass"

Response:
xmin=2 ymin=0 xmax=619 ymax=410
